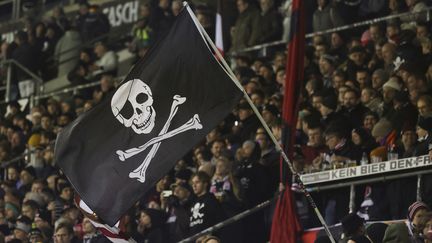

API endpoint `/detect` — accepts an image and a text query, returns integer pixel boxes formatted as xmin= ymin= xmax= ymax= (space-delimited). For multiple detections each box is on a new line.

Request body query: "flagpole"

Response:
xmin=183 ymin=3 xmax=336 ymax=242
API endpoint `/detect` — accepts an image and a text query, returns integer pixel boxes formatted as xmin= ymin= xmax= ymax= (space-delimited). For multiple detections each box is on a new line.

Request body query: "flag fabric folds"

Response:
xmin=270 ymin=0 xmax=305 ymax=242
xmin=55 ymin=7 xmax=242 ymax=226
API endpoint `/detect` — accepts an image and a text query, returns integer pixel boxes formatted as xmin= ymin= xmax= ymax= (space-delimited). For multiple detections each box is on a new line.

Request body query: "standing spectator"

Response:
xmin=230 ymin=0 xmax=260 ymax=52
xmin=312 ymin=0 xmax=344 ymax=33
xmin=189 ymin=172 xmax=224 ymax=237
xmin=11 ymin=31 xmax=40 ymax=100
xmin=80 ymin=5 xmax=110 ymax=42
xmin=256 ymin=0 xmax=282 ymax=44
xmin=55 ymin=24 xmax=82 ymax=77
xmin=150 ymin=0 xmax=174 ymax=41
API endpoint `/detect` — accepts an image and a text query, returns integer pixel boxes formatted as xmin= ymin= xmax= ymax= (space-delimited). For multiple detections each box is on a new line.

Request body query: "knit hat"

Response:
xmin=321 ymin=95 xmax=338 ymax=110
xmin=341 ymin=213 xmax=364 ymax=236
xmin=383 ymin=78 xmax=402 ymax=91
xmin=371 ymin=119 xmax=393 ymax=138
xmin=5 ymin=202 xmax=19 ymax=218
xmin=417 ymin=116 xmax=432 ymax=133
xmin=407 ymin=201 xmax=430 ymax=222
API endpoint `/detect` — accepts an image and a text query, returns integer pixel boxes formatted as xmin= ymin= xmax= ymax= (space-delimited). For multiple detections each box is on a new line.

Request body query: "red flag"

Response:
xmin=270 ymin=0 xmax=305 ymax=242
xmin=270 ymin=188 xmax=303 ymax=242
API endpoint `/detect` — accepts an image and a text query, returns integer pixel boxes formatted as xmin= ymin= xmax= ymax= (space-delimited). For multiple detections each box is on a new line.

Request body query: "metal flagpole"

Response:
xmin=184 ymin=3 xmax=337 ymax=242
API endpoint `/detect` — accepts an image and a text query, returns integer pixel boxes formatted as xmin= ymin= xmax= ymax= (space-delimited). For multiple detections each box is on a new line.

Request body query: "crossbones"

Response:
xmin=118 ymin=95 xmax=202 ymax=182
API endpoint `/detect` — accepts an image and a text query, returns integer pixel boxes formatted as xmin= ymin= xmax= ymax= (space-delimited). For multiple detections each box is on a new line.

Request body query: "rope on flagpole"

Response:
xmin=184 ymin=3 xmax=337 ymax=243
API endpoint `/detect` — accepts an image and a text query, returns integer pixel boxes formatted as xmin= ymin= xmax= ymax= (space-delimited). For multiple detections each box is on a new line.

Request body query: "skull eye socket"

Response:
xmin=120 ymin=100 xmax=134 ymax=119
xmin=136 ymin=93 xmax=149 ymax=104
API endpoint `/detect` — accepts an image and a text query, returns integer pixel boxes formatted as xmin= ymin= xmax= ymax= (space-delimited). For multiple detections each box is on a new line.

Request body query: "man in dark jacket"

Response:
xmin=11 ymin=31 xmax=40 ymax=100
xmin=230 ymin=0 xmax=260 ymax=52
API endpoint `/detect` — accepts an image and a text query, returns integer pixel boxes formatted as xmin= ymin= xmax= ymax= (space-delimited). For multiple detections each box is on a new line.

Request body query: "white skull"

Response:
xmin=111 ymin=79 xmax=156 ymax=134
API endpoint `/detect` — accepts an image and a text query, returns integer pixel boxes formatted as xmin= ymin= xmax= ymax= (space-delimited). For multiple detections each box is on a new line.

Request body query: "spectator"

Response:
xmin=312 ymin=0 xmax=344 ymax=33
xmin=189 ymin=172 xmax=224 ymax=236
xmin=53 ymin=222 xmax=79 ymax=243
xmin=418 ymin=212 xmax=432 ymax=243
xmin=89 ymin=42 xmax=118 ymax=78
xmin=11 ymin=31 xmax=40 ymax=100
xmin=340 ymin=213 xmax=366 ymax=242
xmin=134 ymin=208 xmax=168 ymax=243
xmin=230 ymin=0 xmax=260 ymax=52
xmin=256 ymin=0 xmax=282 ymax=44
xmin=81 ymin=217 xmax=110 ymax=243
xmin=54 ymin=24 xmax=82 ymax=77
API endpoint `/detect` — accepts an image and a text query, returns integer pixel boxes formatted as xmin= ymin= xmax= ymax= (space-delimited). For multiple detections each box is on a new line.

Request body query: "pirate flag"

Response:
xmin=55 ymin=6 xmax=242 ymax=226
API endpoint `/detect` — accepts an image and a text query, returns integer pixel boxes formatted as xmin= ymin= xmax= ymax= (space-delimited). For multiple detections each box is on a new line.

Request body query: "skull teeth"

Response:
xmin=135 ymin=108 xmax=153 ymax=130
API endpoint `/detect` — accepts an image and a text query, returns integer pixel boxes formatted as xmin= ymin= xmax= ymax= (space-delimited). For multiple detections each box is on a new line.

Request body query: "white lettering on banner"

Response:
xmin=103 ymin=1 xmax=139 ymax=27
xmin=301 ymin=155 xmax=432 ymax=185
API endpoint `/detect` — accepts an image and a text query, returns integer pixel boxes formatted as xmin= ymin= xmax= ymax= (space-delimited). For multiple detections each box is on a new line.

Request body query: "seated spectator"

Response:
xmin=89 ymin=42 xmax=118 ymax=78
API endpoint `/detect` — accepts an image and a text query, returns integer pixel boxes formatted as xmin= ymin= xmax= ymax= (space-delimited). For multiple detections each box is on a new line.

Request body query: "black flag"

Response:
xmin=55 ymin=7 xmax=242 ymax=226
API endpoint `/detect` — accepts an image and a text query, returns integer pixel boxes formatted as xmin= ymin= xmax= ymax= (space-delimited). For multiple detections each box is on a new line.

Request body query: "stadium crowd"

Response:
xmin=0 ymin=0 xmax=432 ymax=242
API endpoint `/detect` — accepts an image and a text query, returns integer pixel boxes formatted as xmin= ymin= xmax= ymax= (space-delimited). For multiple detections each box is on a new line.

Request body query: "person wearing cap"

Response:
xmin=28 ymin=226 xmax=44 ymax=243
xmin=382 ymin=77 xmax=402 ymax=112
xmin=14 ymin=215 xmax=32 ymax=243
xmin=319 ymin=94 xmax=346 ymax=128
xmin=414 ymin=116 xmax=432 ymax=156
xmin=345 ymin=46 xmax=368 ymax=81
xmin=261 ymin=104 xmax=279 ymax=125
xmin=383 ymin=201 xmax=430 ymax=243
xmin=235 ymin=102 xmax=260 ymax=143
